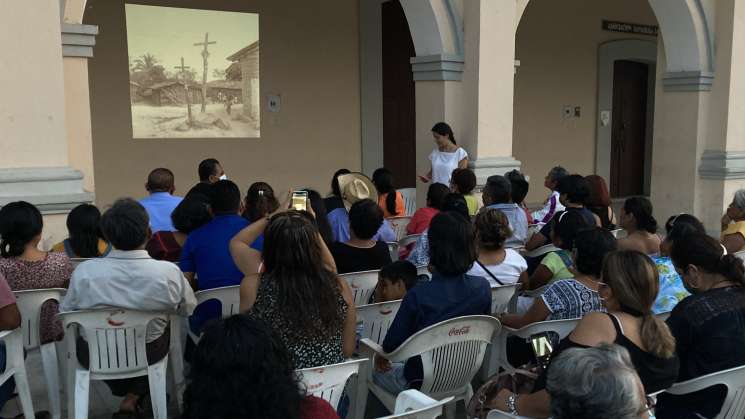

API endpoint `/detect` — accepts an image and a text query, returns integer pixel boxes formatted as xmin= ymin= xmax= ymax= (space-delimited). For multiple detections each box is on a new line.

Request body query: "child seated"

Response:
xmin=374 ymin=260 xmax=419 ymax=303
xmin=531 ymin=166 xmax=568 ymax=224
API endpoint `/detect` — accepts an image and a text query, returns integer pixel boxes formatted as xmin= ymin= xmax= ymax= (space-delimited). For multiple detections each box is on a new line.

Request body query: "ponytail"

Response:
xmin=1 ymin=238 xmax=26 ymax=258
xmin=372 ymin=168 xmax=400 ymax=216
xmin=623 ymin=197 xmax=658 ymax=233
xmin=671 ymin=234 xmax=745 ymax=287
xmin=432 ymin=122 xmax=456 ymax=145
xmin=639 ymin=314 xmax=676 ymax=359
xmin=385 ymin=191 xmax=399 ymax=216
xmin=717 ymin=254 xmax=745 ymax=287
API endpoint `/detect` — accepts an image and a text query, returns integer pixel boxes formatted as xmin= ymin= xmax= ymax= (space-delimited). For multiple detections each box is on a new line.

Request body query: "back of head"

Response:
xmin=146 ymin=168 xmax=175 ymax=193
xmin=172 ymin=194 xmax=212 ymax=234
xmin=331 ymin=168 xmax=351 ymax=197
xmin=66 ymin=204 xmax=103 ymax=258
xmin=671 ymin=233 xmax=745 ymax=288
xmin=548 ymin=166 xmax=570 ymax=184
xmin=474 ymin=208 xmax=512 ymax=251
xmin=484 ymin=175 xmax=512 ymax=204
xmin=244 ymin=182 xmax=279 ymax=222
xmin=505 ymin=170 xmax=529 ymax=205
xmin=664 ymin=213 xmax=705 ymax=238
xmin=574 ymin=227 xmax=617 ymax=277
xmin=602 ymin=251 xmax=676 ymax=358
xmin=380 ymin=260 xmax=418 ymax=291
xmin=0 ymin=201 xmax=43 ymax=258
xmin=301 ymin=189 xmax=333 ymax=246
xmin=441 ymin=193 xmax=470 ymax=220
xmin=426 ymin=183 xmax=451 ymax=210
xmin=585 ymin=175 xmax=611 ymax=208
xmin=451 ymin=168 xmax=477 ymax=195
xmin=372 ymin=168 xmax=400 ymax=216
xmin=428 ymin=211 xmax=476 ymax=276
xmin=431 ymin=121 xmax=456 ymax=144
xmin=552 ymin=210 xmax=592 ymax=250
xmin=556 ymin=174 xmax=590 ymax=205
xmin=623 ymin=197 xmax=658 ymax=233
xmin=101 ymin=198 xmax=150 ymax=251
xmin=733 ymin=189 xmax=745 ymax=210
xmin=210 ymin=180 xmax=241 ymax=214
xmin=349 ymin=199 xmax=384 ymax=240
xmin=547 ymin=344 xmax=643 ymax=419
xmin=184 ymin=314 xmax=302 ymax=419
xmin=198 ymin=158 xmax=220 ymax=182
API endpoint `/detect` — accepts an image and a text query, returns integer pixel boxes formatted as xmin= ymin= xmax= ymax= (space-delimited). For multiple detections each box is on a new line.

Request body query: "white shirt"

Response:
xmin=61 ymin=249 xmax=197 ymax=342
xmin=467 ymin=248 xmax=528 ymax=287
xmin=429 ymin=147 xmax=468 ymax=185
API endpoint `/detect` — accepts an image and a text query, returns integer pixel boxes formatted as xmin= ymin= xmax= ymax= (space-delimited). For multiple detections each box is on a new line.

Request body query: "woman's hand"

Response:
xmin=375 ymin=354 xmax=392 ymax=372
xmin=418 ymin=174 xmax=431 ymax=183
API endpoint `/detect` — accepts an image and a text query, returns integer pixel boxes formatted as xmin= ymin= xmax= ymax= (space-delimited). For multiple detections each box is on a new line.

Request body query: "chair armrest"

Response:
xmin=359 ymin=338 xmax=411 ymax=363
xmin=0 ymin=329 xmax=15 ymax=340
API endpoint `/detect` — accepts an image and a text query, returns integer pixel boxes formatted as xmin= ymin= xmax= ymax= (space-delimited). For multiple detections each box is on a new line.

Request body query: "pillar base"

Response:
xmin=469 ymin=156 xmax=522 ymax=190
xmin=0 ymin=166 xmax=94 ymax=213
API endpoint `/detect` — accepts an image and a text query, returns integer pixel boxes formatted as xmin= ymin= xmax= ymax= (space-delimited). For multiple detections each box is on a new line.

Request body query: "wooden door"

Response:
xmin=610 ymin=60 xmax=649 ymax=197
xmin=382 ymin=0 xmax=416 ymax=188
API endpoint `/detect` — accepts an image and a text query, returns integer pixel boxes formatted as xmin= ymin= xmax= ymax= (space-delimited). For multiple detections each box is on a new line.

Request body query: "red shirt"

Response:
xmin=407 ymin=207 xmax=439 ymax=235
xmin=301 ymin=396 xmax=339 ymax=419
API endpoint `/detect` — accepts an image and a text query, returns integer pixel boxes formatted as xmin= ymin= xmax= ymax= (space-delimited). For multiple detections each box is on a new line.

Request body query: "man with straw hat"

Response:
xmin=327 ymin=172 xmax=396 ymax=243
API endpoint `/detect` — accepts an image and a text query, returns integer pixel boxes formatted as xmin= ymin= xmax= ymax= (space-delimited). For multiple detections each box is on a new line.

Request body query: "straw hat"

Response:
xmin=338 ymin=172 xmax=377 ymax=210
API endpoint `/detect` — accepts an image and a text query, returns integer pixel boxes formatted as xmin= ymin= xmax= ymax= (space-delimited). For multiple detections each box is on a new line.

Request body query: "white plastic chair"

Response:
xmin=187 ymin=285 xmax=240 ymax=343
xmin=359 ymin=315 xmax=500 ymax=419
xmin=69 ymin=258 xmax=92 ymax=269
xmin=491 ymin=284 xmax=520 ymax=315
xmin=389 ymin=216 xmax=413 ymax=242
xmin=611 ymin=228 xmax=628 ymax=239
xmin=399 ymin=234 xmax=422 ymax=249
xmin=377 ymin=390 xmax=454 ymax=419
xmin=296 ymin=359 xmax=367 ymax=412
xmin=415 ymin=265 xmax=431 ymax=280
xmin=340 ymin=270 xmax=380 ymax=306
xmin=522 ymin=244 xmax=560 ymax=259
xmin=486 ymin=410 xmax=531 ymax=419
xmin=0 ymin=328 xmax=35 ymax=419
xmin=399 ymin=188 xmax=417 ymax=216
xmin=664 ymin=364 xmax=745 ymax=419
xmin=60 ymin=309 xmax=171 ymax=419
xmin=387 ymin=242 xmax=400 ymax=262
xmin=356 ymin=300 xmax=402 ymax=346
xmin=734 ymin=250 xmax=745 ymax=263
xmin=14 ymin=288 xmax=66 ymax=419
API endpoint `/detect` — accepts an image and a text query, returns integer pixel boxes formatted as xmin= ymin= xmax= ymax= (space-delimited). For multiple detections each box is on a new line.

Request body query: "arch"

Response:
xmin=399 ymin=0 xmax=462 ymax=56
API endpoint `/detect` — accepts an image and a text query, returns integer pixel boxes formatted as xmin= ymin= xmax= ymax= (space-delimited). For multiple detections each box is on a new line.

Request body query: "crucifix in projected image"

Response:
xmin=174 ymin=57 xmax=193 ymax=124
xmin=194 ymin=32 xmax=217 ymax=113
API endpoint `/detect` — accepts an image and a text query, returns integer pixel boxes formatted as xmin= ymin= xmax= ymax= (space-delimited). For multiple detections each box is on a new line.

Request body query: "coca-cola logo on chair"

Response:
xmin=448 ymin=325 xmax=471 ymax=336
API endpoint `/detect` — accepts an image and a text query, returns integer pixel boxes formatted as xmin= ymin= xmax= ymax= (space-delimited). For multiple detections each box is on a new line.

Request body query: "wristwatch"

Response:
xmin=506 ymin=393 xmax=520 ymax=415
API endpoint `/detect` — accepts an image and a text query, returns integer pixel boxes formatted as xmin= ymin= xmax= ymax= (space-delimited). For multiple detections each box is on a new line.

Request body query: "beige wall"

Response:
xmin=85 ymin=0 xmax=361 ymax=206
xmin=513 ymin=0 xmax=658 ymax=203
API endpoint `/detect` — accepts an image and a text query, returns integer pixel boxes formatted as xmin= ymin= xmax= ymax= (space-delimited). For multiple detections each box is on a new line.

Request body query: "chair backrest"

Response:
xmin=390 ymin=315 xmax=500 ymax=398
xmin=399 ymin=188 xmax=417 ymax=216
xmin=356 ymin=300 xmax=402 ymax=345
xmin=490 ymin=284 xmax=520 ymax=315
xmin=70 ymin=258 xmax=92 ymax=268
xmin=296 ymin=359 xmax=366 ymax=410
xmin=59 ymin=309 xmax=166 ymax=378
xmin=387 ymin=242 xmax=400 ymax=262
xmin=735 ymin=251 xmax=745 ymax=263
xmin=194 ymin=285 xmax=240 ymax=318
xmin=522 ymin=244 xmax=560 ymax=259
xmin=611 ymin=228 xmax=628 ymax=239
xmin=505 ymin=318 xmax=579 ymax=340
xmin=486 ymin=410 xmax=529 ymax=419
xmin=377 ymin=390 xmax=454 ymax=419
xmin=13 ymin=288 xmax=66 ymax=350
xmin=664 ymin=364 xmax=745 ymax=419
xmin=416 ymin=265 xmax=431 ymax=280
xmin=340 ymin=270 xmax=380 ymax=306
xmin=399 ymin=234 xmax=422 ymax=250
xmin=389 ymin=216 xmax=413 ymax=241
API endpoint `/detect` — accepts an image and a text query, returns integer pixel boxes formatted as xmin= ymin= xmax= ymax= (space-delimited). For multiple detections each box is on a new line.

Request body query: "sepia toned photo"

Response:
xmin=125 ymin=4 xmax=260 ymax=138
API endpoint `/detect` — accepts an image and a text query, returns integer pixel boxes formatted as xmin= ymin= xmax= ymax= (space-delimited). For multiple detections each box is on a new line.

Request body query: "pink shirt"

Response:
xmin=407 ymin=207 xmax=439 ymax=235
xmin=0 ymin=272 xmax=16 ymax=309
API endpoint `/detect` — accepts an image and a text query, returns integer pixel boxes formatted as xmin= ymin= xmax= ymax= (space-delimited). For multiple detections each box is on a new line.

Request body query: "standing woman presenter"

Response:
xmin=418 ymin=122 xmax=468 ymax=186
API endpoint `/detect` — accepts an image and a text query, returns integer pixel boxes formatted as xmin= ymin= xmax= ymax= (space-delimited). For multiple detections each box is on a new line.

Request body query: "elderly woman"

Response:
xmin=547 ymin=344 xmax=652 ymax=419
xmin=721 ymin=189 xmax=745 ymax=253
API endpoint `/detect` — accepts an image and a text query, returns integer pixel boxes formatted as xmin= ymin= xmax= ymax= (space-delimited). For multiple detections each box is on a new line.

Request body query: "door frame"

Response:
xmin=596 ymin=39 xmax=657 ymax=197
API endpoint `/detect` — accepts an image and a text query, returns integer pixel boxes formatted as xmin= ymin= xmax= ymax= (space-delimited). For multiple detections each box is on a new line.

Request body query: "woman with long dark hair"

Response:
xmin=301 ymin=189 xmax=334 ymax=246
xmin=52 ymin=203 xmax=111 ymax=258
xmin=585 ymin=175 xmax=616 ymax=230
xmin=372 ymin=168 xmax=404 ymax=218
xmin=243 ymin=181 xmax=280 ymax=222
xmin=231 ymin=209 xmax=355 ymax=369
xmin=617 ymin=196 xmax=661 ymax=255
xmin=418 ymin=122 xmax=468 ymax=186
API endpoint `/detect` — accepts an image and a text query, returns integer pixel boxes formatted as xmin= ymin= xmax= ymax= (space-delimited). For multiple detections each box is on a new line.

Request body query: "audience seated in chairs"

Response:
xmin=0 ymin=272 xmax=22 ymax=412
xmin=327 ymin=172 xmax=396 ymax=243
xmin=139 ymin=168 xmax=183 ymax=233
xmin=487 ymin=250 xmax=679 ymax=417
xmin=450 ymin=168 xmax=479 ymax=216
xmin=374 ymin=261 xmax=418 ymax=303
xmin=505 ymin=169 xmax=533 ymax=225
xmin=329 ymin=199 xmax=392 ymax=274
xmin=60 ymin=198 xmax=196 ymax=417
xmin=482 ymin=175 xmax=529 ymax=248
xmin=720 ymin=188 xmax=745 ymax=254
xmin=467 ymin=208 xmax=528 ymax=287
xmin=185 ymin=157 xmax=226 ymax=199
xmin=146 ymin=193 xmax=211 ymax=262
xmin=373 ymin=168 xmax=405 ymax=218
xmin=656 ymin=234 xmax=745 ymax=419
xmin=617 ymin=197 xmax=661 ymax=256
xmin=52 ymin=203 xmax=111 ymax=258
xmin=0 ymin=201 xmax=71 ymax=345
xmin=232 ymin=210 xmax=356 ymax=369
xmin=531 ymin=166 xmax=569 ymax=225
xmin=406 ymin=193 xmax=469 ymax=267
xmin=407 ymin=183 xmax=448 ymax=236
xmin=585 ymin=174 xmax=617 ymax=231
xmin=374 ymin=211 xmax=491 ymax=395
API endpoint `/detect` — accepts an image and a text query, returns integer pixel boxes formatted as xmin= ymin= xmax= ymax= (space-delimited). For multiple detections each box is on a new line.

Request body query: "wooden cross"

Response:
xmin=174 ymin=57 xmax=193 ymax=124
xmin=194 ymin=32 xmax=216 ymax=113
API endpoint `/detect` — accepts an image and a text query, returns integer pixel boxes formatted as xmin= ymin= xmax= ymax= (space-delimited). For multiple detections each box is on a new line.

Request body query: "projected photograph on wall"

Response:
xmin=125 ymin=4 xmax=259 ymax=138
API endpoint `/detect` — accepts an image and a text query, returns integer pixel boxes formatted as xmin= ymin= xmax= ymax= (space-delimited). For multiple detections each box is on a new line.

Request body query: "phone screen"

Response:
xmin=530 ymin=332 xmax=553 ymax=366
xmin=291 ymin=191 xmax=308 ymax=211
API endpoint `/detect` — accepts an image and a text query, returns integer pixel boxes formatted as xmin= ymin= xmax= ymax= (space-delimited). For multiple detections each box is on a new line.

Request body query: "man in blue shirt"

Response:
xmin=326 ymin=172 xmax=396 ymax=242
xmin=139 ymin=168 xmax=183 ymax=233
xmin=483 ymin=175 xmax=529 ymax=247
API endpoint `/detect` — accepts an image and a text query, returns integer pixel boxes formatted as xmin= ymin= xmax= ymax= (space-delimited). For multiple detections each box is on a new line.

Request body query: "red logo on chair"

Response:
xmin=107 ymin=311 xmax=125 ymax=327
xmin=307 ymin=382 xmax=323 ymax=391
xmin=380 ymin=309 xmax=393 ymax=315
xmin=448 ymin=326 xmax=470 ymax=336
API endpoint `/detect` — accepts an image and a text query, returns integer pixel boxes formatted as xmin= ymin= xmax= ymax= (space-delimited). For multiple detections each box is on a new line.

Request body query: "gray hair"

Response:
xmin=548 ymin=166 xmax=569 ymax=183
xmin=733 ymin=189 xmax=745 ymax=209
xmin=546 ymin=344 xmax=644 ymax=419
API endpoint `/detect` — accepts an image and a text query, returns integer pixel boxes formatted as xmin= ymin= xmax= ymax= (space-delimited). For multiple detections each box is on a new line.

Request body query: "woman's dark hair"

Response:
xmin=664 ymin=213 xmax=705 ymax=237
xmin=172 ymin=194 xmax=212 ymax=234
xmin=372 ymin=168 xmax=400 ymax=216
xmin=380 ymin=260 xmax=418 ymax=291
xmin=100 ymin=198 xmax=150 ymax=251
xmin=474 ymin=208 xmax=512 ymax=251
xmin=349 ymin=199 xmax=384 ymax=240
xmin=671 ymin=234 xmax=745 ymax=287
xmin=210 ymin=180 xmax=241 ymax=214
xmin=573 ymin=228 xmax=617 ymax=277
xmin=552 ymin=210 xmax=592 ymax=250
xmin=556 ymin=175 xmax=590 ymax=205
xmin=243 ymin=182 xmax=280 ymax=222
xmin=451 ymin=168 xmax=477 ymax=195
xmin=483 ymin=175 xmax=512 ymax=205
xmin=623 ymin=197 xmax=658 ymax=233
xmin=183 ymin=314 xmax=304 ymax=419
xmin=505 ymin=170 xmax=529 ymax=205
xmin=428 ymin=211 xmax=476 ymax=276
xmin=301 ymin=189 xmax=333 ymax=246
xmin=585 ymin=175 xmax=611 ymax=208
xmin=262 ymin=212 xmax=343 ymax=337
xmin=427 ymin=183 xmax=450 ymax=210
xmin=330 ymin=168 xmax=351 ymax=198
xmin=441 ymin=193 xmax=470 ymax=220
xmin=0 ymin=201 xmax=43 ymax=258
xmin=66 ymin=204 xmax=103 ymax=258
xmin=432 ymin=122 xmax=456 ymax=145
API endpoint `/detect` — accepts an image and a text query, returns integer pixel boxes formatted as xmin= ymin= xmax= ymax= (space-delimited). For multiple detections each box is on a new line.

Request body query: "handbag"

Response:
xmin=466 ymin=367 xmax=538 ymax=419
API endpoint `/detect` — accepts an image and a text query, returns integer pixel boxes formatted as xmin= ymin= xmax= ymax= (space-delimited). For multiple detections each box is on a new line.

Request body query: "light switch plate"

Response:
xmin=267 ymin=94 xmax=281 ymax=113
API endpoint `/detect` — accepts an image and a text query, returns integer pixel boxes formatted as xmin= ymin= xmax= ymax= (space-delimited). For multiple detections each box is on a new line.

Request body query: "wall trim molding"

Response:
xmin=699 ymin=150 xmax=745 ymax=179
xmin=61 ymin=23 xmax=99 ymax=58
xmin=0 ymin=167 xmax=94 ymax=212
xmin=410 ymin=54 xmax=465 ymax=81
xmin=469 ymin=156 xmax=522 ymax=189
xmin=663 ymin=71 xmax=714 ymax=92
